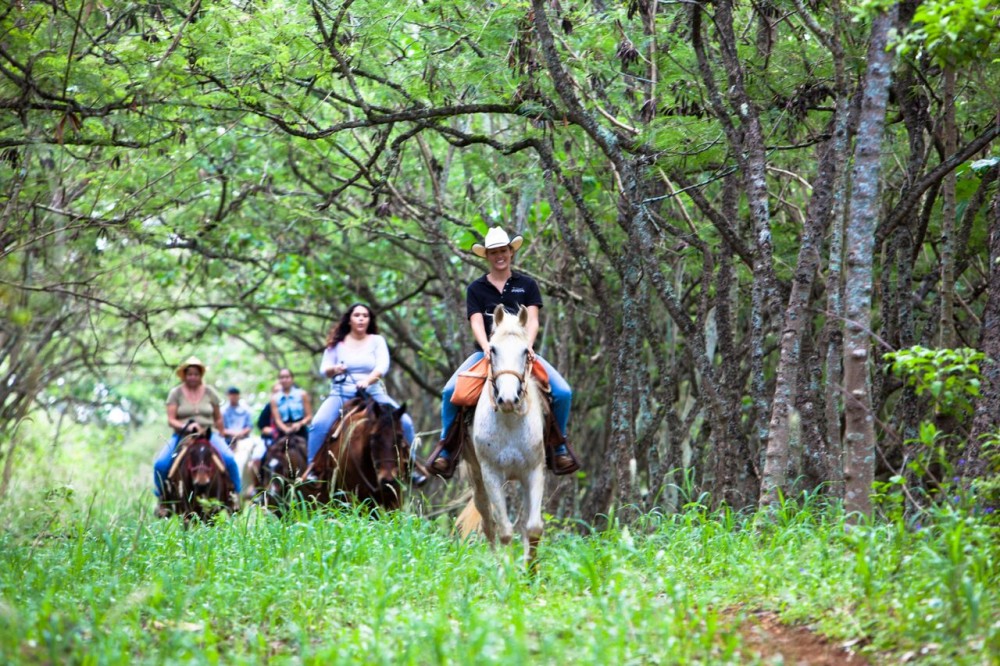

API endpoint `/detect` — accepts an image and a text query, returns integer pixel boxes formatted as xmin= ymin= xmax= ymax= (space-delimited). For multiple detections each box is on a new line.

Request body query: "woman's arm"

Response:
xmin=470 ymin=313 xmax=490 ymax=359
xmin=166 ymin=403 xmax=187 ymax=432
xmin=320 ymin=347 xmax=345 ymax=378
xmin=524 ymin=305 xmax=540 ymax=357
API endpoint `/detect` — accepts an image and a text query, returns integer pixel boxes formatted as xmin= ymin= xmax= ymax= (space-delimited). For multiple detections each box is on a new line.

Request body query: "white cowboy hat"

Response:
xmin=175 ymin=356 xmax=208 ymax=380
xmin=472 ymin=227 xmax=524 ymax=258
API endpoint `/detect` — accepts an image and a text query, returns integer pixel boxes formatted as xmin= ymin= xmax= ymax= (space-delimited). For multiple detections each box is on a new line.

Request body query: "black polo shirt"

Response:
xmin=466 ymin=271 xmax=543 ymax=338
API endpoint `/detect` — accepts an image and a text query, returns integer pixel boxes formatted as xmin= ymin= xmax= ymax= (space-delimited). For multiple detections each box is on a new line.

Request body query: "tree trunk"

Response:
xmin=842 ymin=4 xmax=898 ymax=517
xmin=713 ymin=0 xmax=780 ymax=465
xmin=760 ymin=103 xmax=850 ymax=506
xmin=939 ymin=66 xmax=957 ymax=347
xmin=967 ymin=174 xmax=1000 ymax=480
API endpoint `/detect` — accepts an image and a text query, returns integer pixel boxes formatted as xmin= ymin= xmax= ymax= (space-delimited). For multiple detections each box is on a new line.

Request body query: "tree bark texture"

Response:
xmin=760 ymin=98 xmax=851 ymax=506
xmin=968 ymin=174 xmax=1000 ymax=481
xmin=842 ymin=4 xmax=898 ymax=517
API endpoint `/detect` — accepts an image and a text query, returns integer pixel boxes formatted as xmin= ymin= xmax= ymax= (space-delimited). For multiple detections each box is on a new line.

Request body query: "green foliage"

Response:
xmin=2 ymin=469 xmax=997 ymax=664
xmin=878 ymin=347 xmax=996 ymax=520
xmin=970 ymin=430 xmax=1000 ymax=524
xmin=884 ymin=346 xmax=985 ymax=417
xmin=881 ymin=346 xmax=986 ymax=512
xmin=897 ymin=0 xmax=1000 ymax=67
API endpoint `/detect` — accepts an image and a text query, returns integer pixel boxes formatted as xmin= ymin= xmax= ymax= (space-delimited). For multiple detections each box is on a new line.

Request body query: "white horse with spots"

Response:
xmin=463 ymin=304 xmax=547 ymax=567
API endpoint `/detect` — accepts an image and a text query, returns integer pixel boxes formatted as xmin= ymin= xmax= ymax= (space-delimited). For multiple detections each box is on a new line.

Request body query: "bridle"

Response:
xmin=487 ymin=352 xmax=532 ymax=411
xmin=368 ymin=413 xmax=407 ymax=475
xmin=183 ymin=438 xmax=223 ymax=489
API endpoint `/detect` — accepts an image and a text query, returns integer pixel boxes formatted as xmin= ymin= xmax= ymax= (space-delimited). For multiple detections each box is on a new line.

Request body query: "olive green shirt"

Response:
xmin=166 ymin=384 xmax=222 ymax=429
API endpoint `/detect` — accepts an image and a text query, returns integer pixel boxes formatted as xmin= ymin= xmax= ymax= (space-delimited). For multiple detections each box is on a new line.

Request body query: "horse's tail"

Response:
xmin=455 ymin=499 xmax=482 ymax=538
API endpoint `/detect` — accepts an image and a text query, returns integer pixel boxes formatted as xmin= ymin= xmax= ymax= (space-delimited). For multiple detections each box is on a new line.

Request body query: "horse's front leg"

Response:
xmin=520 ymin=465 xmax=545 ymax=568
xmin=480 ymin=465 xmax=514 ymax=546
xmin=466 ymin=463 xmax=496 ymax=543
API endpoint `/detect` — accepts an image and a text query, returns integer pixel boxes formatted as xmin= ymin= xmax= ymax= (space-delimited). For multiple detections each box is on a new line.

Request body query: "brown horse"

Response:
xmin=160 ymin=428 xmax=239 ymax=522
xmin=310 ymin=396 xmax=410 ymax=510
xmin=256 ymin=432 xmax=309 ymax=513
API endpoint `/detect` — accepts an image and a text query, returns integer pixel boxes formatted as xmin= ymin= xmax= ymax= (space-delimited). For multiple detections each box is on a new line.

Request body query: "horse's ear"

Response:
xmin=493 ymin=303 xmax=506 ymax=326
xmin=517 ymin=304 xmax=528 ymax=327
xmin=394 ymin=403 xmax=407 ymax=419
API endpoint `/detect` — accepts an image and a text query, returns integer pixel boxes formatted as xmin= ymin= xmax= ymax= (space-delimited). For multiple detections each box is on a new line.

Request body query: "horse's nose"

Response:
xmin=376 ymin=469 xmax=400 ymax=488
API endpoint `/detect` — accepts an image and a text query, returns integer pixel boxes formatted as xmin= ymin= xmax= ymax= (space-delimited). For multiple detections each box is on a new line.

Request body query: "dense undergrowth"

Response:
xmin=0 ymin=428 xmax=996 ymax=664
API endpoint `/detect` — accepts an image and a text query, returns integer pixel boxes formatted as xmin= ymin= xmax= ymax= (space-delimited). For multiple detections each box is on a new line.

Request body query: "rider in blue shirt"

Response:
xmin=271 ymin=369 xmax=313 ymax=437
xmin=222 ymin=387 xmax=253 ymax=446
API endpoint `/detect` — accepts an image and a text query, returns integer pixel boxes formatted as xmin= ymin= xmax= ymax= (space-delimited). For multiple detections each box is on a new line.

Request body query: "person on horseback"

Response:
xmin=271 ymin=369 xmax=313 ymax=437
xmin=428 ymin=227 xmax=580 ymax=477
xmin=153 ymin=357 xmax=242 ymax=514
xmin=244 ymin=380 xmax=284 ymax=499
xmin=222 ymin=386 xmax=253 ymax=446
xmin=306 ymin=303 xmax=416 ymax=467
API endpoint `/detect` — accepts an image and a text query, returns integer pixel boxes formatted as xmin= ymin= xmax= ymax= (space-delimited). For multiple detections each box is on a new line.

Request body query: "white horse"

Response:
xmin=463 ymin=304 xmax=547 ymax=567
xmin=229 ymin=434 xmax=260 ymax=502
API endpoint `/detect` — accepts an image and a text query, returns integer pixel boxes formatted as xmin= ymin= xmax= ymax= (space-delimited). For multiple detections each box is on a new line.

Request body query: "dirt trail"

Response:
xmin=733 ymin=609 xmax=869 ymax=665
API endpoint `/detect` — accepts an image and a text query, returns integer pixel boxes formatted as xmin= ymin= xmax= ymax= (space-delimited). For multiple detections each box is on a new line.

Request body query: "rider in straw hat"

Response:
xmin=152 ymin=356 xmax=242 ymax=513
xmin=427 ymin=226 xmax=580 ymax=477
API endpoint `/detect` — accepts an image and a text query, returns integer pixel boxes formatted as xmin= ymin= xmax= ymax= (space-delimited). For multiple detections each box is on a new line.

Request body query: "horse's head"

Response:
xmin=489 ymin=304 xmax=533 ymax=414
xmin=367 ymin=400 xmax=409 ymax=492
xmin=261 ymin=433 xmax=308 ymax=499
xmin=182 ymin=429 xmax=218 ymax=491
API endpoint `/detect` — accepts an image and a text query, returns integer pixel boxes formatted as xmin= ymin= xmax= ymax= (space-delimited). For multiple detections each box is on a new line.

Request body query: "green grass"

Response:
xmin=0 ymin=426 xmax=997 ymax=664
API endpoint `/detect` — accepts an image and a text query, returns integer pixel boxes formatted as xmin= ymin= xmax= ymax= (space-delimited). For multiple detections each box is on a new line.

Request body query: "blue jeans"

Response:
xmin=440 ymin=352 xmax=572 ymax=441
xmin=307 ymin=388 xmax=416 ymax=464
xmin=153 ymin=431 xmax=241 ymax=497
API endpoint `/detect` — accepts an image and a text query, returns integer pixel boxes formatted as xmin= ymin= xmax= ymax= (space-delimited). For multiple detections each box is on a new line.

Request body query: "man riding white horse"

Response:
xmin=427 ymin=226 xmax=580 ymax=477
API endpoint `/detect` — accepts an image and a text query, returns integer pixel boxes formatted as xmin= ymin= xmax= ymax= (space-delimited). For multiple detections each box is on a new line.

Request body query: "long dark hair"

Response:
xmin=326 ymin=303 xmax=378 ymax=348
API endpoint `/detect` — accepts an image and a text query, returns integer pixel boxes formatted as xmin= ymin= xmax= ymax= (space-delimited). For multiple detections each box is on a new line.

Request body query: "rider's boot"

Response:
xmin=426 ymin=414 xmax=466 ymax=479
xmin=300 ymin=461 xmax=318 ymax=482
xmin=550 ymin=440 xmax=580 ymax=475
xmin=543 ymin=405 xmax=581 ymax=475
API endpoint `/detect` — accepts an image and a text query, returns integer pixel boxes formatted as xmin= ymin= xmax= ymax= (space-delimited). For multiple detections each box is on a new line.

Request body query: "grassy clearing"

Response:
xmin=0 ymin=426 xmax=996 ymax=664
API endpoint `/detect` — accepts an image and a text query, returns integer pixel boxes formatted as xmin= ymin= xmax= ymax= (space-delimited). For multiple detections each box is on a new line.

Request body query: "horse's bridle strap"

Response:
xmin=167 ymin=436 xmax=226 ymax=479
xmin=167 ymin=435 xmax=196 ymax=479
xmin=487 ymin=359 xmax=532 ymax=410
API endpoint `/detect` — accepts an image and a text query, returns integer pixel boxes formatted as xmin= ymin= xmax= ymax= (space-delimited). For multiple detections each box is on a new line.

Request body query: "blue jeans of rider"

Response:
xmin=152 ymin=431 xmax=241 ymax=497
xmin=440 ymin=352 xmax=572 ymax=441
xmin=307 ymin=389 xmax=416 ymax=464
